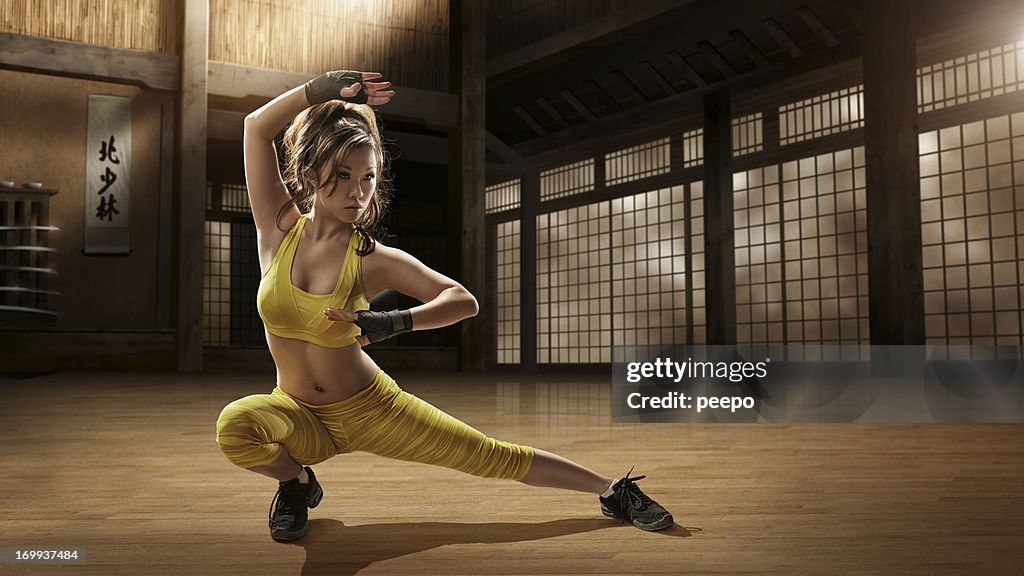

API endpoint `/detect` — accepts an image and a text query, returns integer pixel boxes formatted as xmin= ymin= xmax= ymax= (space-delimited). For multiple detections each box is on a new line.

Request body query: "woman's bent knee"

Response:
xmin=215 ymin=398 xmax=284 ymax=469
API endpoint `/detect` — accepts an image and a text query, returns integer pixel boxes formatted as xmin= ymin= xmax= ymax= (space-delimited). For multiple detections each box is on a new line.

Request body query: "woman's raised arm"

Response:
xmin=243 ymin=86 xmax=309 ymax=232
xmin=242 ymin=71 xmax=393 ymax=232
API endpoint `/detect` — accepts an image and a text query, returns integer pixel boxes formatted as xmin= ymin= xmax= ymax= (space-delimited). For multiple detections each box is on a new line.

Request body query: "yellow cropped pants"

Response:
xmin=215 ymin=368 xmax=535 ymax=481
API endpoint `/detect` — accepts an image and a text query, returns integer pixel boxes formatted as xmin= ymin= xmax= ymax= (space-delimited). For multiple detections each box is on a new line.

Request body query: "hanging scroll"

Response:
xmin=84 ymin=95 xmax=132 ymax=254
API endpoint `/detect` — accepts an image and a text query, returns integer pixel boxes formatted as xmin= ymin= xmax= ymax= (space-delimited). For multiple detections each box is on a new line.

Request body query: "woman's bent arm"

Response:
xmin=326 ymin=286 xmax=477 ymax=345
xmin=361 ymin=245 xmax=480 ymax=332
xmin=327 ymin=241 xmax=480 ymax=341
xmin=407 ymin=286 xmax=479 ymax=331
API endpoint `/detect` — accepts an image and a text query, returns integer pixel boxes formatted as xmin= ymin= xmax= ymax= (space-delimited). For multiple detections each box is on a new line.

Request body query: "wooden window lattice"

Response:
xmin=779 ymin=86 xmax=864 ymax=145
xmin=496 ymin=219 xmax=521 ymax=364
xmin=920 ymin=112 xmax=1024 ymax=346
xmin=540 ymin=159 xmax=594 ymax=202
xmin=486 ymin=179 xmax=521 ymax=214
xmin=918 ymin=42 xmax=1024 ymax=113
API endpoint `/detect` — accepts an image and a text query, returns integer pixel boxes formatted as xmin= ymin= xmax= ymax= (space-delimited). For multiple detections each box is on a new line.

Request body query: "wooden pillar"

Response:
xmin=703 ymin=89 xmax=736 ymax=345
xmin=863 ymin=0 xmax=924 ymax=345
xmin=157 ymin=102 xmax=174 ymax=329
xmin=449 ymin=0 xmax=486 ymax=371
xmin=520 ymin=171 xmax=538 ymax=372
xmin=175 ymin=0 xmax=208 ymax=371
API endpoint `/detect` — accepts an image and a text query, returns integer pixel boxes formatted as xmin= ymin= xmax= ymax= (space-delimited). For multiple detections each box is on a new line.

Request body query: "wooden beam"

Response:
xmin=559 ymin=89 xmax=597 ymax=121
xmin=697 ymin=40 xmax=737 ymax=77
xmin=729 ymin=29 xmax=770 ymax=67
xmin=208 ymin=108 xmax=449 ymax=164
xmin=487 ymin=0 xmax=696 ymax=79
xmin=667 ymin=51 xmax=707 ymax=88
xmin=585 ymin=79 xmax=624 ymax=112
xmin=763 ymin=18 xmax=805 ymax=58
xmin=797 ymin=6 xmax=840 ymax=48
xmin=207 ymin=61 xmax=459 ymax=129
xmin=535 ymin=96 xmax=570 ymax=129
xmin=0 ymin=32 xmax=178 ymax=91
xmin=0 ymin=35 xmax=458 ymax=130
xmin=486 ymin=161 xmax=530 ymax=177
xmin=640 ymin=61 xmax=678 ymax=96
xmin=612 ymin=70 xmax=651 ymax=104
xmin=177 ymin=0 xmax=208 ymax=372
xmin=485 ymin=131 xmax=532 ymax=169
xmin=206 ymin=61 xmax=309 ymax=99
xmin=513 ymin=105 xmax=549 ymax=137
xmin=594 ymin=77 xmax=632 ymax=108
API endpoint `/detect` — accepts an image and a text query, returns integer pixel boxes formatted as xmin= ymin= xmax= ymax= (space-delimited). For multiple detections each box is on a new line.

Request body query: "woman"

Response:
xmin=215 ymin=69 xmax=673 ymax=542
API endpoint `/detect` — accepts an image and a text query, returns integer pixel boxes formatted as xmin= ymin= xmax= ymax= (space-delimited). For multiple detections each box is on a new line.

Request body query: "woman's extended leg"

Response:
xmin=339 ymin=370 xmax=674 ymax=530
xmin=340 ymin=372 xmax=612 ymax=492
xmin=519 ymin=448 xmax=613 ymax=494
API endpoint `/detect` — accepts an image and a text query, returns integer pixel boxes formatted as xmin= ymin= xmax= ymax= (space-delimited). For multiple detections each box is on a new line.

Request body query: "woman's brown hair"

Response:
xmin=277 ymin=100 xmax=391 ymax=256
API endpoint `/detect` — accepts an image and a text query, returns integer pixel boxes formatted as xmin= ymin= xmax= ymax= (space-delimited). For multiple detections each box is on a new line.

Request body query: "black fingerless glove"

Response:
xmin=354 ymin=309 xmax=413 ymax=344
xmin=304 ymin=70 xmax=368 ymax=105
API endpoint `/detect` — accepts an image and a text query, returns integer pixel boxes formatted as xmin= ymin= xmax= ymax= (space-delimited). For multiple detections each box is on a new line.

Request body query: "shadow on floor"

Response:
xmin=282 ymin=517 xmax=694 ymax=575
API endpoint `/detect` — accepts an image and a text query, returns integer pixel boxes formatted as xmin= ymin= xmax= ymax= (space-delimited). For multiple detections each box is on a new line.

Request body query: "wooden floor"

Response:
xmin=1 ymin=370 xmax=1022 ymax=575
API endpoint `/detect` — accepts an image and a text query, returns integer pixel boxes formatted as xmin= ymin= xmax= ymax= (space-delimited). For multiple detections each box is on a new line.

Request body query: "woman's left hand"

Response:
xmin=324 ymin=307 xmax=413 ymax=346
xmin=323 ymin=308 xmax=371 ymax=346
xmin=305 ymin=70 xmax=396 ymax=107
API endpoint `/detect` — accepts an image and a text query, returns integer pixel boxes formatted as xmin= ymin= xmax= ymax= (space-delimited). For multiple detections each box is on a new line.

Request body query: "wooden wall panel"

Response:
xmin=210 ymin=0 xmax=449 ymax=91
xmin=0 ymin=68 xmax=172 ymax=330
xmin=0 ymin=0 xmax=177 ymax=54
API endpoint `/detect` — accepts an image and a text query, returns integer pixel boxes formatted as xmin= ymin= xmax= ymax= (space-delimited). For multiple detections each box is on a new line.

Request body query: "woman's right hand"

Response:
xmin=305 ymin=70 xmax=396 ymax=107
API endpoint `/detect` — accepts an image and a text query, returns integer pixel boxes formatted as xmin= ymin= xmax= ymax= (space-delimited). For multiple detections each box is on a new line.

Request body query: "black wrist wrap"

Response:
xmin=355 ymin=309 xmax=413 ymax=344
xmin=304 ymin=70 xmax=369 ymax=105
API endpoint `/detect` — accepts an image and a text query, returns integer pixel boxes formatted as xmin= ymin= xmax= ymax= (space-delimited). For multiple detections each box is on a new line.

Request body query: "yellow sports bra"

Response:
xmin=256 ymin=214 xmax=369 ymax=348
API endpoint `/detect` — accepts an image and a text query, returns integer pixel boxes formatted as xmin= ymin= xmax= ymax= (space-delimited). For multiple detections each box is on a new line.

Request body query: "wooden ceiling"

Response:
xmin=485 ymin=0 xmax=864 ymax=157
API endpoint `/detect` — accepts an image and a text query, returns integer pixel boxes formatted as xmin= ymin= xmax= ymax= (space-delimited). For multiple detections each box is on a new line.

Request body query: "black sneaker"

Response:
xmin=268 ymin=466 xmax=323 ymax=542
xmin=599 ymin=467 xmax=673 ymax=531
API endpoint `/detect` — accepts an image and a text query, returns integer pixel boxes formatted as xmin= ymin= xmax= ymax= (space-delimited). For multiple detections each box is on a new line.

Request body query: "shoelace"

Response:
xmin=268 ymin=481 xmax=307 ymax=528
xmin=617 ymin=466 xmax=655 ymax=513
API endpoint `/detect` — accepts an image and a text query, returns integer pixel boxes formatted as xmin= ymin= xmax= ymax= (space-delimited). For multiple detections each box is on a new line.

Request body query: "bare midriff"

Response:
xmin=267 ymin=331 xmax=381 ymax=405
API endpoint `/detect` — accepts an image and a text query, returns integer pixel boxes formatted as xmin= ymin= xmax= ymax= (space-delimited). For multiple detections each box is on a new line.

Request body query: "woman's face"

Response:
xmin=314 ymin=145 xmax=377 ymax=224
